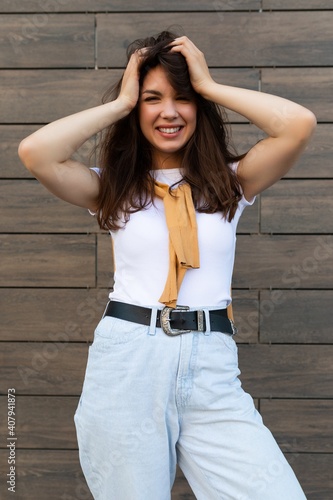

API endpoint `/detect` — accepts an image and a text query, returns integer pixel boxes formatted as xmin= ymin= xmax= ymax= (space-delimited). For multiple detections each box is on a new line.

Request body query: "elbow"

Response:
xmin=298 ymin=109 xmax=317 ymax=143
xmin=18 ymin=137 xmax=39 ymax=174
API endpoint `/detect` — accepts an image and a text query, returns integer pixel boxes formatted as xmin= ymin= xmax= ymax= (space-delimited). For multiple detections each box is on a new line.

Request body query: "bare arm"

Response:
xmin=18 ymin=51 xmax=142 ymax=210
xmin=170 ymin=37 xmax=317 ymax=200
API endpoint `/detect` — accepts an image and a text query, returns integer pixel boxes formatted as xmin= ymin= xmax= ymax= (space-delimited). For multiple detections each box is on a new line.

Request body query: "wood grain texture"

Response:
xmin=0 ymin=234 xmax=96 ymax=287
xmin=2 ymin=343 xmax=332 ymax=397
xmin=0 ymin=395 xmax=79 ymax=448
xmin=0 ymin=0 xmax=261 ymax=13
xmin=263 ymin=0 xmax=333 ymax=9
xmin=238 ymin=344 xmax=333 ymax=398
xmin=2 ymin=396 xmax=330 ymax=452
xmin=96 ymin=12 xmax=333 ymax=67
xmin=261 ymin=180 xmax=333 ymax=233
xmin=1 ymin=4 xmax=332 ymax=498
xmin=0 ymin=14 xmax=94 ymax=68
xmin=261 ymin=399 xmax=333 ymax=453
xmin=233 ymin=235 xmax=333 ymax=289
xmin=0 ymin=288 xmax=106 ymax=341
xmin=0 ymin=180 xmax=96 ymax=232
xmin=0 ymin=342 xmax=89 ymax=395
xmin=259 ymin=290 xmax=333 ymax=343
xmin=285 ymin=124 xmax=333 ymax=178
xmin=0 ymin=449 xmax=331 ymax=499
xmin=232 ymin=290 xmax=259 ymax=344
xmin=287 ymin=453 xmax=333 ymax=500
xmin=0 ymin=69 xmax=257 ymax=124
xmin=261 ymin=68 xmax=333 ymax=123
xmin=0 ymin=69 xmax=122 ymax=124
xmin=0 ymin=125 xmax=38 ymax=178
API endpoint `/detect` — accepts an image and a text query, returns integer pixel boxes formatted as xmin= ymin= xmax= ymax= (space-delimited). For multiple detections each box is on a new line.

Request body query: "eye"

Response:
xmin=176 ymin=96 xmax=190 ymax=101
xmin=143 ymin=96 xmax=159 ymax=102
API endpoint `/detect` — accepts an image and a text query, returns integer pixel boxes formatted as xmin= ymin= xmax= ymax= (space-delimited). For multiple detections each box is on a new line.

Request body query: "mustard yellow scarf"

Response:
xmin=154 ymin=180 xmax=200 ymax=309
xmin=154 ymin=180 xmax=234 ymax=321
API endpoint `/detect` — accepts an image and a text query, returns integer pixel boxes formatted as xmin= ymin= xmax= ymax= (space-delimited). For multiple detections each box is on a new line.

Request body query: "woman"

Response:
xmin=19 ymin=31 xmax=315 ymax=500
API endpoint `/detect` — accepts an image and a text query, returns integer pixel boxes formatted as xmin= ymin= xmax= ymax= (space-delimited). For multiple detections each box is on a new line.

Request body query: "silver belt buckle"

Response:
xmin=161 ymin=305 xmax=200 ymax=336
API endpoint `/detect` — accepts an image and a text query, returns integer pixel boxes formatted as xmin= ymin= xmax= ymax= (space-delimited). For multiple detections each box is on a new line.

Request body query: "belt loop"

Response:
xmin=149 ymin=308 xmax=158 ymax=336
xmin=203 ymin=309 xmax=211 ymax=336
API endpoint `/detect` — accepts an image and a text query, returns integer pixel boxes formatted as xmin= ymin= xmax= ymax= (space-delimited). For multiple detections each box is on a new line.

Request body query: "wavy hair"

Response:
xmin=95 ymin=30 xmax=244 ymax=231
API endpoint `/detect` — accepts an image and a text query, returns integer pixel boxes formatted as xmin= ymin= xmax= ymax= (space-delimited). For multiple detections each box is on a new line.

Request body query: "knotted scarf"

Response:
xmin=153 ymin=179 xmax=234 ymax=320
xmin=154 ymin=180 xmax=200 ymax=309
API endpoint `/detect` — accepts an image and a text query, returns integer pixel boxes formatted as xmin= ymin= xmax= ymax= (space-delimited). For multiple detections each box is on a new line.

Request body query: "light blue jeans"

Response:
xmin=74 ymin=311 xmax=306 ymax=500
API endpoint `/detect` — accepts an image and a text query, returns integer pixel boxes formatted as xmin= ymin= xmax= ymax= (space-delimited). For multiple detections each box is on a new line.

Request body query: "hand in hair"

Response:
xmin=169 ymin=36 xmax=214 ymax=95
xmin=118 ymin=49 xmax=148 ymax=112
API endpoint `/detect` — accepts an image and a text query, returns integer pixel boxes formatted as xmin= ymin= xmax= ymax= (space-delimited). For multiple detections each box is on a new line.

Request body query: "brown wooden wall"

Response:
xmin=0 ymin=1 xmax=332 ymax=499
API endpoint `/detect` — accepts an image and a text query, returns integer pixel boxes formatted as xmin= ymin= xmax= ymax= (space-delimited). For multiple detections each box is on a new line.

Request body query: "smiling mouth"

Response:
xmin=157 ymin=126 xmax=183 ymax=134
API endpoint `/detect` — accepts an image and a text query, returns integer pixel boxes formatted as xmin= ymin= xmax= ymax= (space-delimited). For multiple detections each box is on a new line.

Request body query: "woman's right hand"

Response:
xmin=117 ymin=50 xmax=146 ymax=113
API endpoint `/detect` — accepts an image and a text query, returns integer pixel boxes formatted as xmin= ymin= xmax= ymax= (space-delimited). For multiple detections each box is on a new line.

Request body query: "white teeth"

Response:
xmin=158 ymin=127 xmax=181 ymax=134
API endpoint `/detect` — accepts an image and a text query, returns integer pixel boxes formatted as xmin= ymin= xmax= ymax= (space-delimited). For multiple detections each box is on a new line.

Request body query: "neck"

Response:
xmin=152 ymin=151 xmax=182 ymax=170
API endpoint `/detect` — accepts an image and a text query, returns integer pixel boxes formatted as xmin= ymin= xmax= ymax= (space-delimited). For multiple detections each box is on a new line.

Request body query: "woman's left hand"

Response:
xmin=169 ymin=36 xmax=214 ymax=95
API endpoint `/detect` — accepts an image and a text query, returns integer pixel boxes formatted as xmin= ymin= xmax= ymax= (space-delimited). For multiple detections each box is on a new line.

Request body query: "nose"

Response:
xmin=160 ymin=99 xmax=179 ymax=119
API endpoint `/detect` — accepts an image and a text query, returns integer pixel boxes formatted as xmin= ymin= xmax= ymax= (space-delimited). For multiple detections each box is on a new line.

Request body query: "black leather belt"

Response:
xmin=104 ymin=301 xmax=237 ymax=337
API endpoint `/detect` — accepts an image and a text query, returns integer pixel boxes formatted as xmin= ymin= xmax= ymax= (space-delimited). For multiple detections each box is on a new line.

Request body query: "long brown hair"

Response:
xmin=95 ymin=30 xmax=243 ymax=231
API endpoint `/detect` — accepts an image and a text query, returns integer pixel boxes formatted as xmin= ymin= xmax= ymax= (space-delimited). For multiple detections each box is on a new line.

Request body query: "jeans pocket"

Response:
xmin=92 ymin=316 xmax=148 ymax=346
xmin=211 ymin=331 xmax=238 ymax=354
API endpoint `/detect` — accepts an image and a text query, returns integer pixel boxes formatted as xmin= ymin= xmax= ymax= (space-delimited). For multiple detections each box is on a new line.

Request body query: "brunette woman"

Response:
xmin=19 ymin=31 xmax=315 ymax=500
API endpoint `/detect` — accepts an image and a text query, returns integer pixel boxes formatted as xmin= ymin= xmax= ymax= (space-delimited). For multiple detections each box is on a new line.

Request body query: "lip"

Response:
xmin=155 ymin=125 xmax=184 ymax=138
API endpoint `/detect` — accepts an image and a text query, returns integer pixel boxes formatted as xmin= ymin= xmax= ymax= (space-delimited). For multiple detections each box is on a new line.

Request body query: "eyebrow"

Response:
xmin=142 ymin=90 xmax=162 ymax=96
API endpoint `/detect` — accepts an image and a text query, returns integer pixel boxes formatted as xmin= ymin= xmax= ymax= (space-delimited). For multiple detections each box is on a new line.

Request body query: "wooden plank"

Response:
xmin=261 ymin=180 xmax=333 ymax=234
xmin=0 ymin=14 xmax=94 ymax=68
xmin=0 ymin=450 xmax=92 ymax=499
xmin=0 ymin=288 xmax=107 ymax=341
xmin=233 ymin=235 xmax=333 ymax=289
xmin=232 ymin=124 xmax=333 ymax=179
xmin=286 ymin=124 xmax=333 ymax=178
xmin=1 ymin=449 xmax=331 ymax=500
xmin=5 ymin=124 xmax=330 ymax=181
xmin=0 ymin=287 xmax=257 ymax=344
xmin=0 ymin=0 xmax=261 ymax=13
xmin=0 ymin=449 xmax=197 ymax=500
xmin=260 ymin=290 xmax=333 ymax=343
xmin=3 ymin=343 xmax=331 ymax=397
xmin=0 ymin=395 xmax=79 ymax=448
xmin=97 ymin=12 xmax=333 ymax=67
xmin=287 ymin=453 xmax=333 ymax=500
xmin=0 ymin=180 xmax=96 ymax=232
xmin=232 ymin=290 xmax=259 ymax=344
xmin=0 ymin=69 xmax=122 ymax=124
xmin=0 ymin=234 xmax=96 ymax=287
xmin=0 ymin=69 xmax=257 ymax=124
xmin=261 ymin=68 xmax=333 ymax=123
xmin=238 ymin=344 xmax=333 ymax=398
xmin=0 ymin=126 xmax=38 ymax=178
xmin=261 ymin=399 xmax=333 ymax=453
xmin=0 ymin=179 xmax=259 ymax=240
xmin=0 ymin=342 xmax=88 ymax=395
xmin=263 ymin=0 xmax=333 ymax=9
xmin=0 ymin=125 xmax=96 ymax=179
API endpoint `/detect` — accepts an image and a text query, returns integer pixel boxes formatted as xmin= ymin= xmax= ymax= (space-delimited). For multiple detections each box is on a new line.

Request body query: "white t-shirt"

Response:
xmin=91 ymin=163 xmax=254 ymax=309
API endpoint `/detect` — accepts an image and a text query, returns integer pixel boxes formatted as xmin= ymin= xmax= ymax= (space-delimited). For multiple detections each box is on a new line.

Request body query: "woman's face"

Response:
xmin=138 ymin=65 xmax=197 ymax=169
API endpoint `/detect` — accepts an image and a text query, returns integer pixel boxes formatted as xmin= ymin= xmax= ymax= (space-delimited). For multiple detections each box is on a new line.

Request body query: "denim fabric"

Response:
xmin=74 ymin=314 xmax=306 ymax=500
